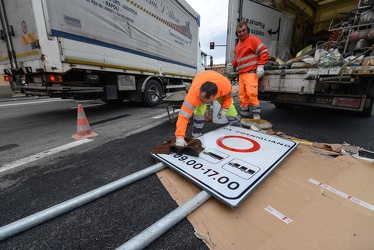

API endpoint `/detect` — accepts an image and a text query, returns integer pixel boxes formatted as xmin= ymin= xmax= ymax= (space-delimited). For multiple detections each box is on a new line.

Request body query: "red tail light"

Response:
xmin=332 ymin=97 xmax=361 ymax=109
xmin=4 ymin=75 xmax=10 ymax=81
xmin=48 ymin=75 xmax=62 ymax=82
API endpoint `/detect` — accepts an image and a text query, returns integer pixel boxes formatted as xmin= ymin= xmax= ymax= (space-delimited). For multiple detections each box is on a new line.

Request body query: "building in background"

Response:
xmin=209 ymin=64 xmax=225 ymax=74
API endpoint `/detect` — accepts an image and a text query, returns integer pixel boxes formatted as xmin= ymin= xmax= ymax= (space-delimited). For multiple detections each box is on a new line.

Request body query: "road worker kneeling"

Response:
xmin=174 ymin=70 xmax=241 ymax=147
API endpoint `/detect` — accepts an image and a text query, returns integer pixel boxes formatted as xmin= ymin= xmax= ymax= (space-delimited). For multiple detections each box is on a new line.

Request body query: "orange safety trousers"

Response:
xmin=238 ymin=72 xmax=260 ymax=107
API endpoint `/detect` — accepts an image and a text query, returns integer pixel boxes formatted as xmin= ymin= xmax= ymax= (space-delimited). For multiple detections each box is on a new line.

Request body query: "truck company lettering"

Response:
xmin=251 ymin=29 xmax=264 ymax=36
xmin=105 ymin=1 xmax=119 ymax=11
xmin=243 ymin=18 xmax=266 ymax=36
xmin=123 ymin=5 xmax=137 ymax=15
xmin=144 ymin=0 xmax=158 ymax=9
xmin=246 ymin=18 xmax=265 ymax=29
xmin=167 ymin=10 xmax=180 ymax=24
xmin=169 ymin=31 xmax=188 ymax=45
xmin=160 ymin=3 xmax=180 ymax=24
xmin=86 ymin=0 xmax=137 ymax=22
xmin=316 ymin=97 xmax=333 ymax=104
xmin=64 ymin=15 xmax=81 ymax=28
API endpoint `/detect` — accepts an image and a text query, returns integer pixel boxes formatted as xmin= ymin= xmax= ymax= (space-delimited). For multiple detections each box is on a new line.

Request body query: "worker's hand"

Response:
xmin=256 ymin=65 xmax=264 ymax=78
xmin=217 ymin=108 xmax=228 ymax=119
xmin=226 ymin=63 xmax=234 ymax=74
xmin=175 ymin=137 xmax=188 ymax=147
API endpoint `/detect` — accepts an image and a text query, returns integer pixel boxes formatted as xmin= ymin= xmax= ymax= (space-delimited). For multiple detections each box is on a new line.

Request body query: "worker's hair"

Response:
xmin=200 ymin=81 xmax=217 ymax=98
xmin=236 ymin=21 xmax=248 ymax=31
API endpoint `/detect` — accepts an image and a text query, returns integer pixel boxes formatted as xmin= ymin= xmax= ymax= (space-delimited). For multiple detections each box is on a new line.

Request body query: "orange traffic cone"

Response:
xmin=72 ymin=104 xmax=98 ymax=140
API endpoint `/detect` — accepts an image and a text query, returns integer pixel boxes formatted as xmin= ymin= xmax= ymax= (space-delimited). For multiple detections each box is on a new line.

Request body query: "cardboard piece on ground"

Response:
xmin=156 ymin=144 xmax=374 ymax=249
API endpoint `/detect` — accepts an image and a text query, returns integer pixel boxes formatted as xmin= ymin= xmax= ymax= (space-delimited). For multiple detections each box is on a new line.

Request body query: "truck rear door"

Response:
xmin=0 ymin=0 xmax=40 ymax=71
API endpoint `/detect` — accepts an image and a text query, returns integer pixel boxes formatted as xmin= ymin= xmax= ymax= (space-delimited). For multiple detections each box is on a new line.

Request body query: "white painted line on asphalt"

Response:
xmin=152 ymin=109 xmax=180 ymax=119
xmin=71 ymin=104 xmax=104 ymax=109
xmin=0 ymin=139 xmax=93 ymax=173
xmin=0 ymin=98 xmax=66 ymax=107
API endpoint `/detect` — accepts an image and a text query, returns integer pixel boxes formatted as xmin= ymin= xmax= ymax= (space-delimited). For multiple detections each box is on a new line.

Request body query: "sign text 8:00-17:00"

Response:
xmin=173 ymin=154 xmax=240 ymax=190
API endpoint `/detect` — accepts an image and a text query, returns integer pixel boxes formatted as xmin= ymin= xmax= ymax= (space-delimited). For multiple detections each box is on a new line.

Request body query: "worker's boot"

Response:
xmin=239 ymin=107 xmax=250 ymax=118
xmin=250 ymin=105 xmax=261 ymax=120
xmin=252 ymin=113 xmax=261 ymax=121
xmin=192 ymin=132 xmax=203 ymax=138
xmin=227 ymin=116 xmax=242 ymax=126
xmin=192 ymin=114 xmax=205 ymax=138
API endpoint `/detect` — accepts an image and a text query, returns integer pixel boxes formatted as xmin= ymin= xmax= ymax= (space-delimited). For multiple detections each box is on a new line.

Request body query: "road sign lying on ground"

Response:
xmin=153 ymin=126 xmax=298 ymax=207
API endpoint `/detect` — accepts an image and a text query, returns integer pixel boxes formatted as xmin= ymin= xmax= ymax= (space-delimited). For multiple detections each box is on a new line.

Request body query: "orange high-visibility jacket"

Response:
xmin=175 ymin=70 xmax=234 ymax=138
xmin=232 ymin=34 xmax=269 ymax=74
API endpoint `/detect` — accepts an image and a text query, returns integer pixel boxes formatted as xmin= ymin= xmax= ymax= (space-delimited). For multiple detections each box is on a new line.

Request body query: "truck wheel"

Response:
xmin=360 ymin=98 xmax=374 ymax=117
xmin=142 ymin=79 xmax=162 ymax=107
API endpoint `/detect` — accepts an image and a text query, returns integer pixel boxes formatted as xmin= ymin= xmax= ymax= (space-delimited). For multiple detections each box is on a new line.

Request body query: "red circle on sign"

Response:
xmin=216 ymin=136 xmax=260 ymax=153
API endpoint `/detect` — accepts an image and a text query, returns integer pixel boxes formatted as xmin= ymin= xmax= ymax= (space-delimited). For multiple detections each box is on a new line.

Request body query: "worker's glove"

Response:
xmin=175 ymin=137 xmax=188 ymax=147
xmin=256 ymin=65 xmax=264 ymax=78
xmin=217 ymin=108 xmax=228 ymax=119
xmin=226 ymin=63 xmax=234 ymax=74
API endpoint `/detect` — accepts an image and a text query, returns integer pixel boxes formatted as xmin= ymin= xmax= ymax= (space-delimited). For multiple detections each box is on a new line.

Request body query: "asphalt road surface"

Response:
xmin=0 ymin=97 xmax=373 ymax=249
xmin=0 ymin=117 xmax=221 ymax=249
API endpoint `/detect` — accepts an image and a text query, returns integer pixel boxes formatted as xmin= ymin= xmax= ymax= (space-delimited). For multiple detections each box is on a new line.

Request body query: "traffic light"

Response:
xmin=210 ymin=42 xmax=215 ymax=50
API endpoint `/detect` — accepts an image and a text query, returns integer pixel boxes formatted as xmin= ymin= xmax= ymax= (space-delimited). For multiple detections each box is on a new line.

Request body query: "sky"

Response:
xmin=185 ymin=0 xmax=229 ymax=65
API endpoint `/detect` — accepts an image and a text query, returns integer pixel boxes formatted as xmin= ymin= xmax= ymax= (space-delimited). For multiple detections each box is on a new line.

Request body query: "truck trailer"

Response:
xmin=226 ymin=0 xmax=374 ymax=117
xmin=0 ymin=0 xmax=206 ymax=106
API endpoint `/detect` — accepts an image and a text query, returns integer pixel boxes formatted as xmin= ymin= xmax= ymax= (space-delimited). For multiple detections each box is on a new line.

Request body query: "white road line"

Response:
xmin=152 ymin=109 xmax=180 ymax=119
xmin=0 ymin=139 xmax=93 ymax=173
xmin=0 ymin=98 xmax=66 ymax=107
xmin=71 ymin=104 xmax=104 ymax=109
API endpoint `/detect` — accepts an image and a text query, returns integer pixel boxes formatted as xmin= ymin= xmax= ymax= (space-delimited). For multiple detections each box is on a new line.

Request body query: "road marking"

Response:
xmin=0 ymin=139 xmax=93 ymax=173
xmin=152 ymin=109 xmax=180 ymax=119
xmin=71 ymin=104 xmax=104 ymax=109
xmin=0 ymin=98 xmax=66 ymax=107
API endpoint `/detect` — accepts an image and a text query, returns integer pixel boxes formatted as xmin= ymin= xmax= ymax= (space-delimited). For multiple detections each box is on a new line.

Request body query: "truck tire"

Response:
xmin=142 ymin=79 xmax=162 ymax=107
xmin=361 ymin=98 xmax=374 ymax=117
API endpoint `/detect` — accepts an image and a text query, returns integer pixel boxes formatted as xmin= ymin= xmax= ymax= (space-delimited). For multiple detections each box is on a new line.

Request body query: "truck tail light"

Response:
xmin=332 ymin=97 xmax=361 ymax=109
xmin=4 ymin=75 xmax=10 ymax=81
xmin=48 ymin=75 xmax=62 ymax=82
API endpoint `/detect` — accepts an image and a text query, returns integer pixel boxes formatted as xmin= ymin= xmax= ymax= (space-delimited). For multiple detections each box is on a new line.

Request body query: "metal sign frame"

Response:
xmin=153 ymin=126 xmax=298 ymax=208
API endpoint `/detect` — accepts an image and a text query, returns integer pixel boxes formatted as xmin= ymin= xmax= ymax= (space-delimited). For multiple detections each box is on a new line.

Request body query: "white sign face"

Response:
xmin=153 ymin=126 xmax=298 ymax=208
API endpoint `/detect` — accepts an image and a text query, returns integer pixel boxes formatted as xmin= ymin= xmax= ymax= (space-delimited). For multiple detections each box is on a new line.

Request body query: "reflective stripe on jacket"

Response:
xmin=175 ymin=70 xmax=234 ymax=138
xmin=232 ymin=34 xmax=269 ymax=74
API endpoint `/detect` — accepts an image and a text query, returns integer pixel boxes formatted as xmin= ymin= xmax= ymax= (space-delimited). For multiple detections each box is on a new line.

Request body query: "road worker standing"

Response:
xmin=229 ymin=21 xmax=269 ymax=120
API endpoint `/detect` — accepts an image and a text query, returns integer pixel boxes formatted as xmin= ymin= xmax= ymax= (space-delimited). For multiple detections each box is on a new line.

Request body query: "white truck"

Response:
xmin=0 ymin=0 xmax=207 ymax=106
xmin=226 ymin=0 xmax=374 ymax=117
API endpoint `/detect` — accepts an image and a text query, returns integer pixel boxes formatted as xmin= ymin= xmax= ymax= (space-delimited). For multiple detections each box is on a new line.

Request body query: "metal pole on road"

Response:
xmin=0 ymin=162 xmax=166 ymax=241
xmin=116 ymin=190 xmax=212 ymax=250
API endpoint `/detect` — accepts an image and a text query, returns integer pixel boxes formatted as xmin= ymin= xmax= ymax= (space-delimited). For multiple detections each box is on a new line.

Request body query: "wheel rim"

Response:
xmin=149 ymin=86 xmax=160 ymax=102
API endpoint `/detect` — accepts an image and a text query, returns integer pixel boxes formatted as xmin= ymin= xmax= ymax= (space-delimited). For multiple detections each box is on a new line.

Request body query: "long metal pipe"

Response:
xmin=0 ymin=162 xmax=166 ymax=241
xmin=116 ymin=190 xmax=211 ymax=250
